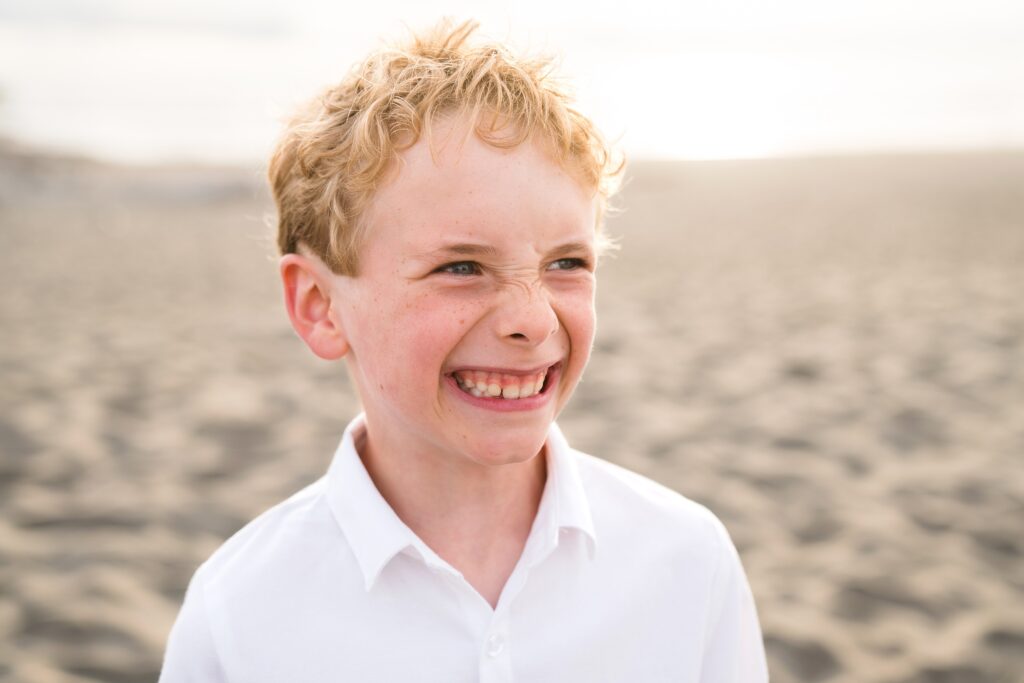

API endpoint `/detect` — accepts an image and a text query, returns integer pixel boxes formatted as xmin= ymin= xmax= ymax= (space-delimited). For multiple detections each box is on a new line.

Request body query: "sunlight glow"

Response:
xmin=0 ymin=0 xmax=1021 ymax=163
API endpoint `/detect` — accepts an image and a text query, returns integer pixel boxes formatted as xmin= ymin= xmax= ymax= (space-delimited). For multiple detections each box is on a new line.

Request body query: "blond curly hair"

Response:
xmin=268 ymin=19 xmax=624 ymax=275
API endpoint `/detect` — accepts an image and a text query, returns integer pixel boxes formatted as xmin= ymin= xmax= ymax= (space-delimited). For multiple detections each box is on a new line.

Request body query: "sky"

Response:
xmin=1 ymin=0 xmax=1022 ymax=163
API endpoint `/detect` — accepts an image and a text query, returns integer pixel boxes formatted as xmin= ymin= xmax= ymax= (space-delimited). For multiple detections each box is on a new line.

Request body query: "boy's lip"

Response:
xmin=444 ymin=361 xmax=561 ymax=377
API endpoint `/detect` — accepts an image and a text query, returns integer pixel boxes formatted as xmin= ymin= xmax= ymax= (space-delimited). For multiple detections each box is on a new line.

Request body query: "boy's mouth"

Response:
xmin=449 ymin=364 xmax=556 ymax=400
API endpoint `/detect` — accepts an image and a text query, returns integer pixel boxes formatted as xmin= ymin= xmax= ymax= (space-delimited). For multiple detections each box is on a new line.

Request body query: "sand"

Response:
xmin=1 ymin=141 xmax=1022 ymax=682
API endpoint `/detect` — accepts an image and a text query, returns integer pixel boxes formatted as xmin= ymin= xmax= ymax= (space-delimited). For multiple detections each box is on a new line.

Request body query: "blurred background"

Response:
xmin=1 ymin=1 xmax=1023 ymax=682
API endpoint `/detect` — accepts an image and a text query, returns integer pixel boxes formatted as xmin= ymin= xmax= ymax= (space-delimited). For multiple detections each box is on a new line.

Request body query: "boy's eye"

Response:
xmin=547 ymin=257 xmax=589 ymax=271
xmin=436 ymin=261 xmax=481 ymax=276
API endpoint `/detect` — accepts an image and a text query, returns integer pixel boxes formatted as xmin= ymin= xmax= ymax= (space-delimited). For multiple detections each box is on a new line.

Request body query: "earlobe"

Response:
xmin=279 ymin=254 xmax=350 ymax=360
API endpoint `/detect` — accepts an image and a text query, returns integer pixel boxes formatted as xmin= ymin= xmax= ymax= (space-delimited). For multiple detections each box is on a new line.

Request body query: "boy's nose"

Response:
xmin=495 ymin=281 xmax=559 ymax=346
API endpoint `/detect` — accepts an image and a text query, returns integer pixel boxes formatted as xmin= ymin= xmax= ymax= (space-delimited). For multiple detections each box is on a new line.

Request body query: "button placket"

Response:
xmin=486 ymin=632 xmax=505 ymax=658
xmin=479 ymin=627 xmax=513 ymax=683
xmin=479 ymin=606 xmax=513 ymax=679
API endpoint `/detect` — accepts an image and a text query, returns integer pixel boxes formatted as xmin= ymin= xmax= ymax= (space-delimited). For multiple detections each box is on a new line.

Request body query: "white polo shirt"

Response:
xmin=160 ymin=415 xmax=768 ymax=682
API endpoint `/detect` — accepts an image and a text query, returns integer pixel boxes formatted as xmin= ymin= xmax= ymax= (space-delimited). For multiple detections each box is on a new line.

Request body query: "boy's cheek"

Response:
xmin=387 ymin=312 xmax=474 ymax=370
xmin=402 ymin=298 xmax=484 ymax=342
xmin=559 ymin=295 xmax=597 ymax=335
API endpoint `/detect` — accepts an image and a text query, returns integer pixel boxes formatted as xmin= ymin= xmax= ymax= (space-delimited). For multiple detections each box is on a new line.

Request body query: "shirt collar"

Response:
xmin=325 ymin=413 xmax=597 ymax=592
xmin=543 ymin=420 xmax=598 ymax=556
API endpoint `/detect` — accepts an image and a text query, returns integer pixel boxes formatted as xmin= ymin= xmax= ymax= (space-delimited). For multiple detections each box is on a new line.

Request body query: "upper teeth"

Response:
xmin=454 ymin=369 xmax=548 ymax=399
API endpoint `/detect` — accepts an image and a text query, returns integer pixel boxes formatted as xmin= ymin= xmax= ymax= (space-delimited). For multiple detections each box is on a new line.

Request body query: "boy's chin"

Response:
xmin=458 ymin=431 xmax=550 ymax=468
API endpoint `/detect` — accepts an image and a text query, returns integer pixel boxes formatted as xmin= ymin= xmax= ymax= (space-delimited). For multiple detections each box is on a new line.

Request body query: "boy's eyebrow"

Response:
xmin=416 ymin=243 xmax=500 ymax=260
xmin=546 ymin=241 xmax=595 ymax=259
xmin=415 ymin=240 xmax=594 ymax=260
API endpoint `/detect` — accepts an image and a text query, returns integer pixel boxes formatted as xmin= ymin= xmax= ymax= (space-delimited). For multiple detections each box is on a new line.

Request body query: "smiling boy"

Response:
xmin=160 ymin=20 xmax=767 ymax=682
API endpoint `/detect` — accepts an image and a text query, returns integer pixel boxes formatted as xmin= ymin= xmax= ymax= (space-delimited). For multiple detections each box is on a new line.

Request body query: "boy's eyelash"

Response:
xmin=548 ymin=257 xmax=590 ymax=271
xmin=435 ymin=261 xmax=481 ymax=276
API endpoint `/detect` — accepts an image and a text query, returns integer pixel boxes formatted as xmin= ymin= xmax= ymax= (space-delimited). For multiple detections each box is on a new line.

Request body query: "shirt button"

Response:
xmin=486 ymin=633 xmax=505 ymax=657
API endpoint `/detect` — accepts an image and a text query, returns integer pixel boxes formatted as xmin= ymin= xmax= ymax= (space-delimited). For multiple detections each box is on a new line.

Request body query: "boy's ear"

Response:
xmin=279 ymin=253 xmax=350 ymax=360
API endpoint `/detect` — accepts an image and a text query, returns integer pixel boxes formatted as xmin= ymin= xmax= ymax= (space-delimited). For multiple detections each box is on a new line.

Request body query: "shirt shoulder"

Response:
xmin=191 ymin=475 xmax=341 ymax=590
xmin=565 ymin=449 xmax=767 ymax=680
xmin=569 ymin=448 xmax=732 ymax=559
xmin=161 ymin=477 xmax=348 ymax=681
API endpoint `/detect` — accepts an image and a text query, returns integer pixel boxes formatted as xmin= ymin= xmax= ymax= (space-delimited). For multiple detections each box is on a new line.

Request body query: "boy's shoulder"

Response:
xmin=191 ymin=475 xmax=339 ymax=589
xmin=566 ymin=445 xmax=733 ymax=556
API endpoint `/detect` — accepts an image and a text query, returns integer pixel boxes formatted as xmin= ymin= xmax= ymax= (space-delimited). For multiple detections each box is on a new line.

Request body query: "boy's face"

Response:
xmin=332 ymin=117 xmax=597 ymax=468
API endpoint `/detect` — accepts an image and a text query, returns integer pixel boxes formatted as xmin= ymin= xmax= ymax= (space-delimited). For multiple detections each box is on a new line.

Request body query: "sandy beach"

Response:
xmin=1 ymin=142 xmax=1022 ymax=682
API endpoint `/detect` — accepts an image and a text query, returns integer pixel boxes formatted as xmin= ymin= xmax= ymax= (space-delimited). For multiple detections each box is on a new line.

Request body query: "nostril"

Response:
xmin=510 ymin=333 xmax=527 ymax=340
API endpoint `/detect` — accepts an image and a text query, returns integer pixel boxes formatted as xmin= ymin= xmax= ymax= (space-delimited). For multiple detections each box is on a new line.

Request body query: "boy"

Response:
xmin=160 ymin=20 xmax=767 ymax=682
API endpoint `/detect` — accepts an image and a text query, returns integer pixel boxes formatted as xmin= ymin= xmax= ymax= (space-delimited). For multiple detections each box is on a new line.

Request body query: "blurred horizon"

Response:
xmin=1 ymin=0 xmax=1023 ymax=165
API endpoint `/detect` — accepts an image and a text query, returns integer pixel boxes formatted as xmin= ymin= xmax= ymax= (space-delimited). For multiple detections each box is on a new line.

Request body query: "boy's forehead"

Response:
xmin=385 ymin=115 xmax=589 ymax=193
xmin=348 ymin=115 xmax=597 ymax=268
xmin=358 ymin=184 xmax=594 ymax=270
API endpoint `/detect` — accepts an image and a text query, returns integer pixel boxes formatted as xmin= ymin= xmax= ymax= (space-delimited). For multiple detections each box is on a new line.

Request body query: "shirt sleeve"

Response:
xmin=159 ymin=568 xmax=229 ymax=683
xmin=698 ymin=516 xmax=769 ymax=682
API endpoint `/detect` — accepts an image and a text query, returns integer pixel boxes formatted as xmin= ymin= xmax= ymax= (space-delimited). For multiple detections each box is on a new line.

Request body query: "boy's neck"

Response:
xmin=353 ymin=421 xmax=547 ymax=599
